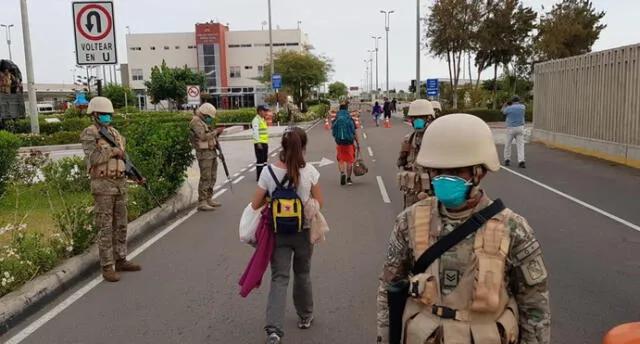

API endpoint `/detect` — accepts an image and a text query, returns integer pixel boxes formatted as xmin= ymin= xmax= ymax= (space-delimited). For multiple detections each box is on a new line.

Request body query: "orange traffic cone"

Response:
xmin=324 ymin=118 xmax=330 ymax=130
xmin=384 ymin=118 xmax=391 ymax=128
xmin=603 ymin=322 xmax=640 ymax=344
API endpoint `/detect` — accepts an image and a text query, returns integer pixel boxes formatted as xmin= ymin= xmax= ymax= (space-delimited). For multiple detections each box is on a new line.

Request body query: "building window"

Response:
xmin=273 ymin=43 xmax=286 ymax=47
xmin=286 ymin=42 xmax=299 ymax=46
xmin=241 ymin=44 xmax=252 ymax=48
xmin=150 ymin=46 xmax=156 ymax=50
xmin=175 ymin=46 xmax=180 ymax=49
xmin=258 ymin=66 xmax=264 ymax=73
xmin=129 ymin=47 xmax=142 ymax=51
xmin=254 ymin=43 xmax=265 ymax=47
xmin=164 ymin=46 xmax=170 ymax=50
xmin=230 ymin=66 xmax=241 ymax=78
xmin=229 ymin=44 xmax=240 ymax=48
xmin=188 ymin=45 xmax=197 ymax=49
xmin=244 ymin=66 xmax=253 ymax=70
xmin=131 ymin=69 xmax=144 ymax=81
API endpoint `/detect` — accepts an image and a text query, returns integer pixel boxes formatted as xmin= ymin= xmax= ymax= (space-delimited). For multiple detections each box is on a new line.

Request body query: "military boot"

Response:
xmin=207 ymin=199 xmax=222 ymax=208
xmin=197 ymin=200 xmax=216 ymax=211
xmin=116 ymin=259 xmax=141 ymax=272
xmin=102 ymin=265 xmax=120 ymax=282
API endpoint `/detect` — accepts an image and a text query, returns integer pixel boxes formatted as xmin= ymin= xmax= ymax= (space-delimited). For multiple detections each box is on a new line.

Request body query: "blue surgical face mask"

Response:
xmin=98 ymin=114 xmax=112 ymax=124
xmin=413 ymin=119 xmax=426 ymax=130
xmin=204 ymin=116 xmax=213 ymax=124
xmin=431 ymin=175 xmax=473 ymax=209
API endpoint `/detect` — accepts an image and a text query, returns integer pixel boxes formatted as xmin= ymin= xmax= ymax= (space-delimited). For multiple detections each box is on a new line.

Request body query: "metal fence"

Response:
xmin=533 ymin=43 xmax=640 ymax=146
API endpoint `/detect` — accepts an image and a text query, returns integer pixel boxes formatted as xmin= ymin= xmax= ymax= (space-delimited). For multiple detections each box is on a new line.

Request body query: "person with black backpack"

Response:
xmin=250 ymin=126 xmax=325 ymax=344
xmin=332 ymin=104 xmax=360 ymax=185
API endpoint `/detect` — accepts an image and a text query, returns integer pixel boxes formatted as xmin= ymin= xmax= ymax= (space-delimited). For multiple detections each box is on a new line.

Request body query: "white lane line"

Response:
xmin=502 ymin=167 xmax=640 ymax=233
xmin=232 ymin=175 xmax=245 ymax=184
xmin=240 ymin=168 xmax=247 ymax=173
xmin=4 ymin=205 xmax=203 ymax=344
xmin=270 ymin=152 xmax=279 ymax=157
xmin=212 ymin=188 xmax=227 ymax=199
xmin=363 ymin=132 xmax=368 ymax=140
xmin=249 ymin=166 xmax=257 ymax=172
xmin=376 ymin=176 xmax=391 ymax=204
xmin=232 ymin=172 xmax=240 ymax=178
xmin=368 ymin=147 xmax=374 ymax=157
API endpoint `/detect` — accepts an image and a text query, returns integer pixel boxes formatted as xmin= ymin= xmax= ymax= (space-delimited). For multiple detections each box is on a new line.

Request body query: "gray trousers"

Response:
xmin=265 ymin=230 xmax=314 ymax=337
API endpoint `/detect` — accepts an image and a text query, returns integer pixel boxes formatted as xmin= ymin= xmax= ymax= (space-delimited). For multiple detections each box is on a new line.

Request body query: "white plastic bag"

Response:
xmin=239 ymin=203 xmax=262 ymax=245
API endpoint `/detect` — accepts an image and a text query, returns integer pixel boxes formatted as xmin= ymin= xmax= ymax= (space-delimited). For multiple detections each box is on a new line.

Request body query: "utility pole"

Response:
xmin=371 ymin=36 xmax=381 ymax=93
xmin=364 ymin=60 xmax=369 ymax=93
xmin=268 ymin=0 xmax=274 ymax=82
xmin=0 ymin=24 xmax=14 ymax=60
xmin=368 ymin=50 xmax=374 ymax=94
xmin=380 ymin=10 xmax=395 ymax=98
xmin=20 ymin=0 xmax=38 ymax=134
xmin=416 ymin=0 xmax=421 ymax=100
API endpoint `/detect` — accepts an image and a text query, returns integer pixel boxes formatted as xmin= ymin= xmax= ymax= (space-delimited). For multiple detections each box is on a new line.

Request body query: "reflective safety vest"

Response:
xmin=402 ymin=198 xmax=519 ymax=344
xmin=253 ymin=115 xmax=269 ymax=144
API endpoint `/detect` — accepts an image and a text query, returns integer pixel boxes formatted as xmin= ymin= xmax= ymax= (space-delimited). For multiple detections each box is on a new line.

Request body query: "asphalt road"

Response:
xmin=2 ymin=115 xmax=639 ymax=344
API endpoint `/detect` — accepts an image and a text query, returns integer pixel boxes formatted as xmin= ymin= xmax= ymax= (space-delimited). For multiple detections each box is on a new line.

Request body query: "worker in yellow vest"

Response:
xmin=252 ymin=105 xmax=271 ymax=181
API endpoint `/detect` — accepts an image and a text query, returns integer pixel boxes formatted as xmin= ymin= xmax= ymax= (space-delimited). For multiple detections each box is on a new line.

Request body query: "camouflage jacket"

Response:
xmin=189 ymin=116 xmax=218 ymax=160
xmin=376 ymin=192 xmax=551 ymax=344
xmin=80 ymin=124 xmax=127 ymax=196
xmin=397 ymin=131 xmax=425 ymax=172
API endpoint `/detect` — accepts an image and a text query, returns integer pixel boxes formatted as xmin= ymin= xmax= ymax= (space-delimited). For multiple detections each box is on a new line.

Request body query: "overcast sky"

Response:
xmin=0 ymin=0 xmax=637 ymax=91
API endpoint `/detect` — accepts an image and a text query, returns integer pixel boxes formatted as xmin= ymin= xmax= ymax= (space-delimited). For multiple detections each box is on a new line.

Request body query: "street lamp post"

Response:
xmin=0 ymin=24 xmax=14 ymax=60
xmin=371 ymin=35 xmax=381 ymax=93
xmin=416 ymin=0 xmax=421 ymax=100
xmin=20 ymin=0 xmax=39 ymax=134
xmin=380 ymin=9 xmax=395 ymax=98
xmin=367 ymin=50 xmax=374 ymax=94
xmin=364 ymin=60 xmax=369 ymax=93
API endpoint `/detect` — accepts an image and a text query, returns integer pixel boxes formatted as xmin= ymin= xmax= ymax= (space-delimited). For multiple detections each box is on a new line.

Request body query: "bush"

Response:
xmin=61 ymin=118 xmax=91 ymax=132
xmin=64 ymin=107 xmax=86 ymax=118
xmin=4 ymin=119 xmax=31 ymax=134
xmin=51 ymin=201 xmax=96 ymax=256
xmin=123 ymin=119 xmax=194 ymax=215
xmin=117 ymin=106 xmax=140 ymax=114
xmin=0 ymin=131 xmax=22 ymax=196
xmin=215 ymin=109 xmax=256 ymax=123
xmin=10 ymin=150 xmax=50 ymax=186
xmin=309 ymin=104 xmax=329 ymax=117
xmin=41 ymin=156 xmax=89 ymax=194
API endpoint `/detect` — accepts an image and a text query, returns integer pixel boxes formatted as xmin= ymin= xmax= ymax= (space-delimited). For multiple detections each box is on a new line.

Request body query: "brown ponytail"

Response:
xmin=279 ymin=126 xmax=307 ymax=186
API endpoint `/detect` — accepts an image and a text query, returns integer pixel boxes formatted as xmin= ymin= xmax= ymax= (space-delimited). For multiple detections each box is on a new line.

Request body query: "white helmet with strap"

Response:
xmin=416 ymin=113 xmax=500 ymax=172
xmin=198 ymin=102 xmax=217 ymax=117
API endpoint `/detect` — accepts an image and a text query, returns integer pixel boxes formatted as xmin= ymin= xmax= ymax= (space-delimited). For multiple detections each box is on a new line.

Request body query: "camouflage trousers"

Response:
xmin=197 ymin=157 xmax=218 ymax=202
xmin=93 ymin=193 xmax=128 ymax=267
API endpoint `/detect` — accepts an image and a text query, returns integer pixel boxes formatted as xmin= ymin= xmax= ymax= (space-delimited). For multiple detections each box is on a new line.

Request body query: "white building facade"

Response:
xmin=124 ymin=22 xmax=310 ymax=110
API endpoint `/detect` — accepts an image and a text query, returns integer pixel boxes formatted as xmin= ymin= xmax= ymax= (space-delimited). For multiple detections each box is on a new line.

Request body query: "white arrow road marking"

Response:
xmin=368 ymin=147 xmax=374 ymax=157
xmin=309 ymin=157 xmax=335 ymax=168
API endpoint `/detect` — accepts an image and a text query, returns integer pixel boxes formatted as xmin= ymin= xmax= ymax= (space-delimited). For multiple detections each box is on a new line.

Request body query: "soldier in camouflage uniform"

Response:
xmin=397 ymin=99 xmax=436 ymax=208
xmin=377 ymin=113 xmax=550 ymax=344
xmin=431 ymin=101 xmax=442 ymax=118
xmin=189 ymin=102 xmax=224 ymax=212
xmin=80 ymin=97 xmax=141 ymax=282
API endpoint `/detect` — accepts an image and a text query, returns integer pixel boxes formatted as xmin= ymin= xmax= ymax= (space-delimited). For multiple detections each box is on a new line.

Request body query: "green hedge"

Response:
xmin=0 ymin=131 xmax=22 ymax=196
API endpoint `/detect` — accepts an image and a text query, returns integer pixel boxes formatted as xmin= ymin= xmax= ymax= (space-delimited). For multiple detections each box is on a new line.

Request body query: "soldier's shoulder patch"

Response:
xmin=521 ymin=255 xmax=548 ymax=286
xmin=513 ymin=238 xmax=541 ymax=263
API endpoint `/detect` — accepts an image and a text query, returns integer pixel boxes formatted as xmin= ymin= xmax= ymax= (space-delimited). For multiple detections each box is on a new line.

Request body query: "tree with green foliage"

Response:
xmin=144 ymin=60 xmax=205 ymax=109
xmin=102 ymin=84 xmax=136 ymax=109
xmin=259 ymin=50 xmax=332 ymax=107
xmin=328 ymin=81 xmax=348 ymax=99
xmin=535 ymin=0 xmax=606 ymax=61
xmin=424 ymin=0 xmax=484 ymax=108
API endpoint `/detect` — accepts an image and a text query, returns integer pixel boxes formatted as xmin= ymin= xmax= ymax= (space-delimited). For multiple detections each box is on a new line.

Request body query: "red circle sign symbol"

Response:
xmin=188 ymin=87 xmax=200 ymax=97
xmin=76 ymin=4 xmax=113 ymax=41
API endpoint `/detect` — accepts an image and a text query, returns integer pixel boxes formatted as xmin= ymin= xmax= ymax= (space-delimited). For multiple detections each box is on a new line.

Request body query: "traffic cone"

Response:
xmin=385 ymin=118 xmax=391 ymax=128
xmin=324 ymin=118 xmax=330 ymax=130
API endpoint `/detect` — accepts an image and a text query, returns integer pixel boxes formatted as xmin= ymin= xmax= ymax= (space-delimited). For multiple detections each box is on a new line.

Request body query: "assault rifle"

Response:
xmin=98 ymin=126 xmax=163 ymax=208
xmin=215 ymin=140 xmax=233 ymax=192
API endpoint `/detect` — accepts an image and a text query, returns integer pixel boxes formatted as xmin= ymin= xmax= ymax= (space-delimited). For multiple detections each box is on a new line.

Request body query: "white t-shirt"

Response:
xmin=258 ymin=163 xmax=320 ymax=202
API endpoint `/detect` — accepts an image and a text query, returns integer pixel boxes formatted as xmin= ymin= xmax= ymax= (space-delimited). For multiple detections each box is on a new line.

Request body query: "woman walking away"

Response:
xmin=372 ymin=101 xmax=383 ymax=127
xmin=250 ymin=126 xmax=325 ymax=344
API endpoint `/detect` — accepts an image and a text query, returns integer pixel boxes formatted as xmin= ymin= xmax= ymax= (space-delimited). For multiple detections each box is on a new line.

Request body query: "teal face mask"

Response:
xmin=98 ymin=114 xmax=112 ymax=124
xmin=413 ymin=119 xmax=426 ymax=129
xmin=431 ymin=175 xmax=473 ymax=209
xmin=204 ymin=116 xmax=213 ymax=124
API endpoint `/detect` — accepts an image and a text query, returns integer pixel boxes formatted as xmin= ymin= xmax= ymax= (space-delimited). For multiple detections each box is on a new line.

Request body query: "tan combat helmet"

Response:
xmin=430 ymin=100 xmax=442 ymax=112
xmin=87 ymin=96 xmax=114 ymax=114
xmin=407 ymin=99 xmax=435 ymax=117
xmin=198 ymin=102 xmax=217 ymax=117
xmin=416 ymin=113 xmax=500 ymax=172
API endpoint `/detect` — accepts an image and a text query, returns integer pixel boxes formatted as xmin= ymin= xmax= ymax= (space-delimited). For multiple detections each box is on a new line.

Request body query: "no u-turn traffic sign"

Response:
xmin=73 ymin=1 xmax=117 ymax=65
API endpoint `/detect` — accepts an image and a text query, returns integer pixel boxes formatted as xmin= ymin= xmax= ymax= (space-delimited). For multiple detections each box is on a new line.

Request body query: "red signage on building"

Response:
xmin=195 ymin=23 xmax=221 ymax=45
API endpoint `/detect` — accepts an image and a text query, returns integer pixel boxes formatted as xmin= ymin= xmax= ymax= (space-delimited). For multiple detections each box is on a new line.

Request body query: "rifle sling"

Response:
xmin=411 ymin=199 xmax=505 ymax=275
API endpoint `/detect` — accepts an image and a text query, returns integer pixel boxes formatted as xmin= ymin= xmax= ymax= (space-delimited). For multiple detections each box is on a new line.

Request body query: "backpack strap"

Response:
xmin=267 ymin=165 xmax=293 ymax=189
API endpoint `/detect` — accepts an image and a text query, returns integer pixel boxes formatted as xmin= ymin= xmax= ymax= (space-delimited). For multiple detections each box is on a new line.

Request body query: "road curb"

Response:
xmin=0 ymin=180 xmax=198 ymax=336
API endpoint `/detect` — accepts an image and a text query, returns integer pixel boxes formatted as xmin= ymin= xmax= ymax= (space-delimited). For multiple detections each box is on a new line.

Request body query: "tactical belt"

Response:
xmin=431 ymin=305 xmax=468 ymax=322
